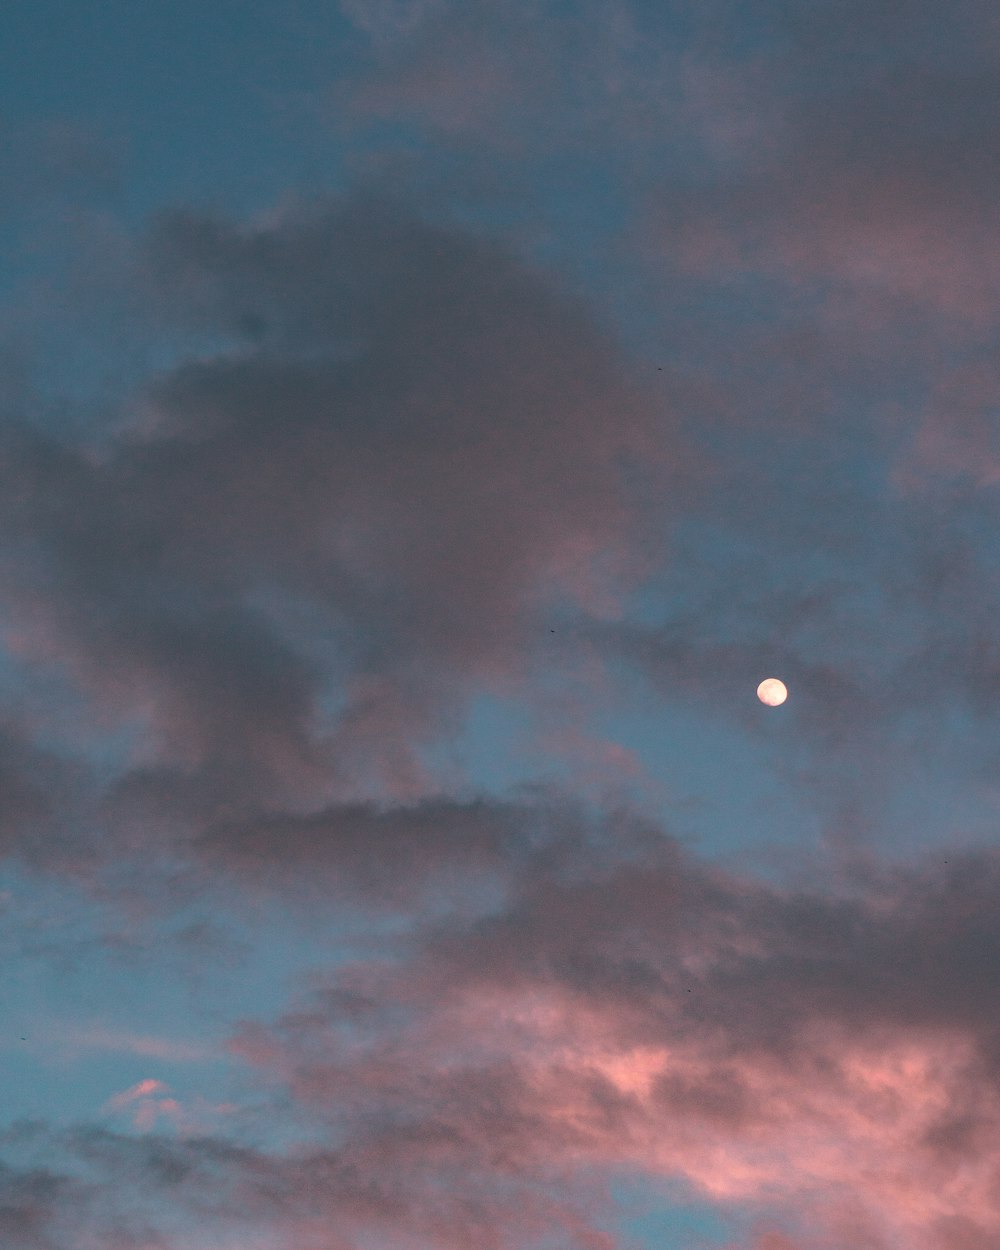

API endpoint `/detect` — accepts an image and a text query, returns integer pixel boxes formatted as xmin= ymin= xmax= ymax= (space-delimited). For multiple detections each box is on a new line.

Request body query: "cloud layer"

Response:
xmin=4 ymin=1 xmax=1000 ymax=1248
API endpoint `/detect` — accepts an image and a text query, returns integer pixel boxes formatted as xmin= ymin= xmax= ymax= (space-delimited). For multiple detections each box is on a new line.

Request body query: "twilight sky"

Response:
xmin=2 ymin=2 xmax=1000 ymax=1247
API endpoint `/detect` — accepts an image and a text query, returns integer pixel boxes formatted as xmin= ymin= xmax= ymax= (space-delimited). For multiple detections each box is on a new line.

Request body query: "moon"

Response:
xmin=756 ymin=678 xmax=788 ymax=706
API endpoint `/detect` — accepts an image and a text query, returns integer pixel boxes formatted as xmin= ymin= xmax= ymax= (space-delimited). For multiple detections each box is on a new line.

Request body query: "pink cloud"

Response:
xmin=105 ymin=1077 xmax=169 ymax=1114
xmin=104 ymin=1077 xmax=235 ymax=1135
xmin=8 ymin=840 xmax=1000 ymax=1250
xmin=214 ymin=840 xmax=1000 ymax=1250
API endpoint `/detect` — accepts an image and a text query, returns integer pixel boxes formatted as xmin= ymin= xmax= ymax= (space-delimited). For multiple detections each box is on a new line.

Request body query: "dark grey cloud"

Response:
xmin=0 ymin=193 xmax=680 ymax=878
xmin=0 ymin=1117 xmax=619 ymax=1250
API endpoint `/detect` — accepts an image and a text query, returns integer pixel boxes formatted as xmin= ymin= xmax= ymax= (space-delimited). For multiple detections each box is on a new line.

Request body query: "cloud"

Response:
xmin=0 ymin=714 xmax=90 ymax=874
xmin=0 ymin=193 xmax=679 ymax=875
xmin=195 ymin=792 xmax=543 ymax=909
xmin=0 ymin=1158 xmax=88 ymax=1250
xmin=0 ymin=1118 xmax=618 ymax=1250
xmin=105 ymin=1078 xmax=170 ymax=1109
xmin=644 ymin=2 xmax=1000 ymax=328
xmin=213 ymin=838 xmax=1000 ymax=1250
xmin=4 ymin=6 xmax=1000 ymax=1249
xmin=4 ymin=826 xmax=980 ymax=1250
xmin=895 ymin=358 xmax=1000 ymax=489
xmin=102 ymin=1080 xmax=235 ymax=1137
xmin=337 ymin=0 xmax=665 ymax=149
xmin=67 ymin=1027 xmax=210 ymax=1063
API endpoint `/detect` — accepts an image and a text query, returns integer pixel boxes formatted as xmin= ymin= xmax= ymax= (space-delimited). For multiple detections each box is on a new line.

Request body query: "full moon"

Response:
xmin=756 ymin=678 xmax=788 ymax=706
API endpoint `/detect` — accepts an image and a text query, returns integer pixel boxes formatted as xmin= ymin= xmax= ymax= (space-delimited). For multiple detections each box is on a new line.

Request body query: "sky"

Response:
xmin=3 ymin=1 xmax=1000 ymax=1247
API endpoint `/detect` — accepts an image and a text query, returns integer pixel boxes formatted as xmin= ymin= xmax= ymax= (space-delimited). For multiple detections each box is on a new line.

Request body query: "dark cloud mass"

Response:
xmin=3 ymin=1 xmax=1000 ymax=1248
xmin=0 ymin=196 xmax=677 ymax=831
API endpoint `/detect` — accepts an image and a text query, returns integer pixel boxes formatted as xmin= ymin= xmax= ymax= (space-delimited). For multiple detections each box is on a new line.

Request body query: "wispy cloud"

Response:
xmin=65 ymin=1026 xmax=212 ymax=1063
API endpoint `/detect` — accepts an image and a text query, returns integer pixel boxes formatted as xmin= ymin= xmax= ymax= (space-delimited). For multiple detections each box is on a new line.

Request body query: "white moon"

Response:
xmin=756 ymin=678 xmax=788 ymax=706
